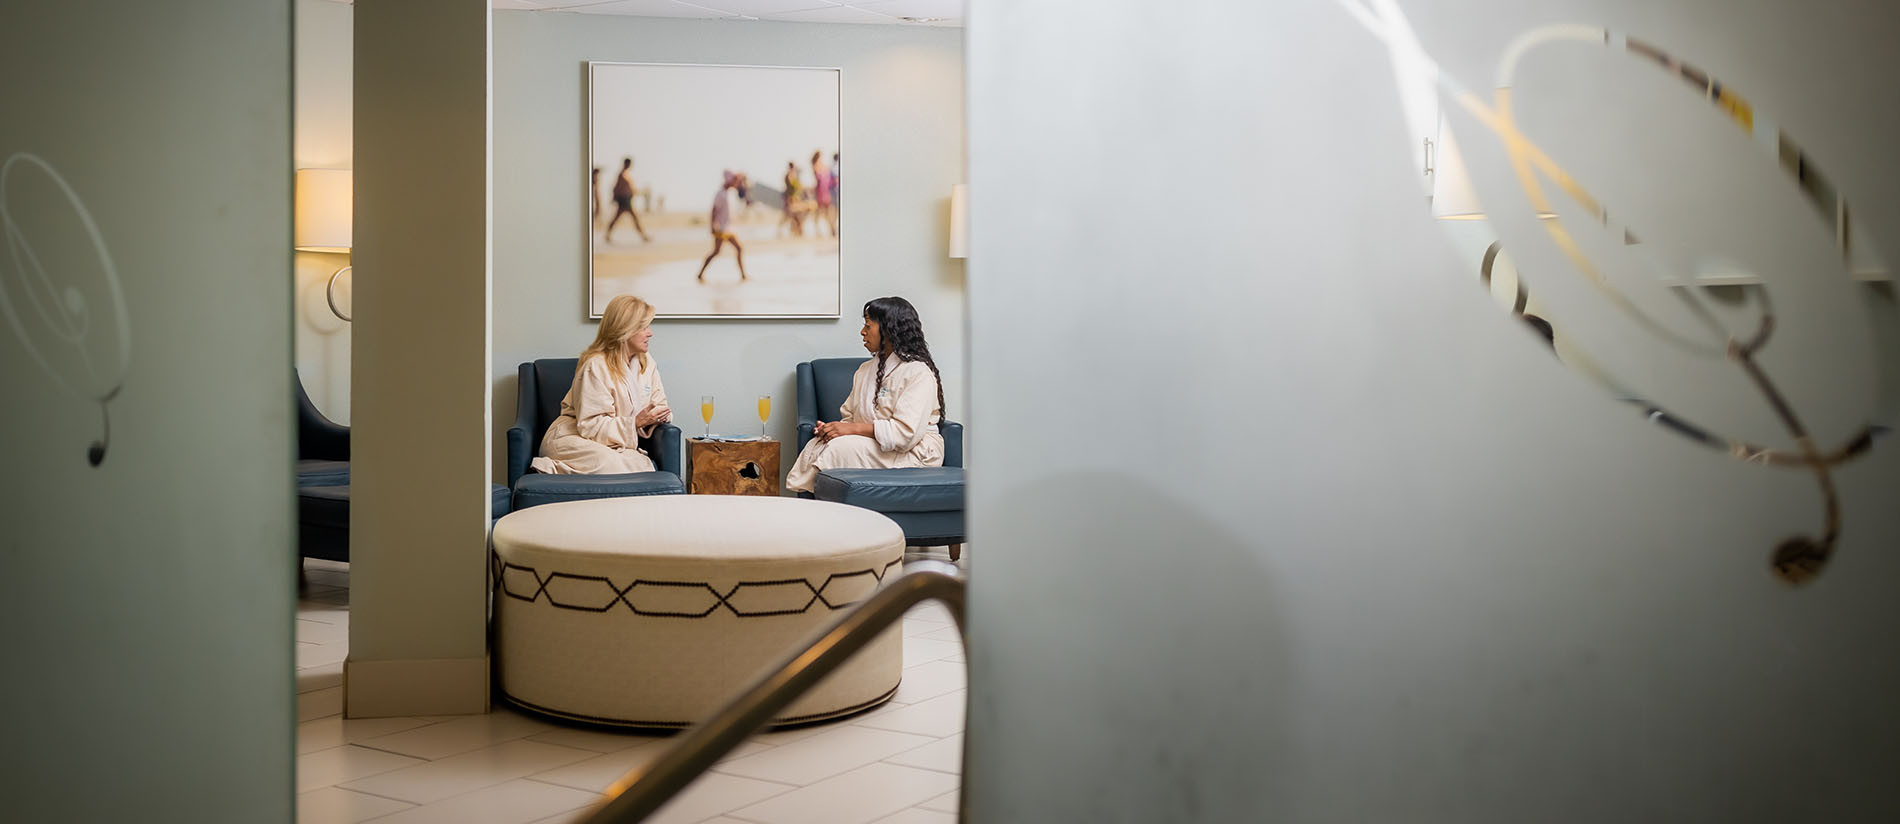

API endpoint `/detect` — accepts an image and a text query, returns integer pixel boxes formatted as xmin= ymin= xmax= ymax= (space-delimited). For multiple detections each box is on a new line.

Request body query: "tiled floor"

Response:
xmin=297 ymin=553 xmax=967 ymax=824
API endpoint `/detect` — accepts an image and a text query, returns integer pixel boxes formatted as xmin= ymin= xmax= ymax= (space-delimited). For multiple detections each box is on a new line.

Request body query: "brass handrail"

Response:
xmin=578 ymin=559 xmax=968 ymax=824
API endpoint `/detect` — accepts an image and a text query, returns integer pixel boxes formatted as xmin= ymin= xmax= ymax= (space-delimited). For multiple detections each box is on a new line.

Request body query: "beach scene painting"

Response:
xmin=588 ymin=62 xmax=841 ymax=318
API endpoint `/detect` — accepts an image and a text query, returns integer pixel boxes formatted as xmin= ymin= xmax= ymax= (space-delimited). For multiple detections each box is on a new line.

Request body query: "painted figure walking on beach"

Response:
xmin=811 ymin=150 xmax=838 ymax=238
xmin=696 ymin=170 xmax=749 ymax=283
xmin=590 ymin=166 xmax=602 ymax=227
xmin=734 ymin=171 xmax=755 ymax=218
xmin=605 ymin=157 xmax=651 ymax=243
xmin=830 ymin=151 xmax=841 ymax=206
xmin=778 ymin=160 xmax=809 ymax=238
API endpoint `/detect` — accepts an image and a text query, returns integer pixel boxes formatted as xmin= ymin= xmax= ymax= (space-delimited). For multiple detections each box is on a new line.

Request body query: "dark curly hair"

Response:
xmin=864 ymin=296 xmax=945 ymax=418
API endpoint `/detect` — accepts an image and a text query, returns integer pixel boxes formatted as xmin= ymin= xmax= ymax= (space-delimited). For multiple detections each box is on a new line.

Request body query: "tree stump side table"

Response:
xmin=687 ymin=438 xmax=782 ymax=496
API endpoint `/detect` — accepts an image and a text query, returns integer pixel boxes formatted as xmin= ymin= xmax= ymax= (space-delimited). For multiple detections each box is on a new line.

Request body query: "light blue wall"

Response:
xmin=491 ymin=12 xmax=965 ymax=479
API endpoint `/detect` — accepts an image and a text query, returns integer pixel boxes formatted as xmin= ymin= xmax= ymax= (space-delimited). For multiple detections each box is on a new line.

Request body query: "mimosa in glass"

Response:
xmin=757 ymin=395 xmax=771 ymax=438
xmin=700 ymin=395 xmax=714 ymax=439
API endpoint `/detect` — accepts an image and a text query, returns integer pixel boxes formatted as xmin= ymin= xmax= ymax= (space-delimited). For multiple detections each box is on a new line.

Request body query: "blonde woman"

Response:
xmin=531 ymin=295 xmax=672 ymax=474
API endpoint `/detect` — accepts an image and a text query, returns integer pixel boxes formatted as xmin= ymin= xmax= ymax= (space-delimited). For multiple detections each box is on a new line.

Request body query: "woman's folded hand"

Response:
xmin=636 ymin=404 xmax=671 ymax=428
xmin=815 ymin=421 xmax=872 ymax=441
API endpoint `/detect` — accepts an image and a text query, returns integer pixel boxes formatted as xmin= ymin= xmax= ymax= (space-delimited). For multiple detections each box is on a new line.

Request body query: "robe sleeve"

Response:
xmin=637 ymin=362 xmax=668 ymax=440
xmin=871 ymin=364 xmax=940 ymax=453
xmin=575 ymin=357 xmax=641 ymax=448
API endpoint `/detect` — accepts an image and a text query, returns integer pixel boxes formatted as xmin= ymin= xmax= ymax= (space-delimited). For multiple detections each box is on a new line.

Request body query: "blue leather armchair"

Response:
xmin=797 ymin=358 xmax=966 ymax=558
xmin=297 ymin=375 xmax=351 ymax=487
xmin=507 ymin=358 xmax=685 ymax=510
xmin=297 ymin=375 xmax=351 ymax=562
xmin=297 ymin=373 xmax=510 ymax=563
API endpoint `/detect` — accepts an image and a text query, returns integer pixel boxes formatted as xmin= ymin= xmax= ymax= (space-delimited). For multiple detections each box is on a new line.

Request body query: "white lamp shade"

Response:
xmin=948 ymin=183 xmax=968 ymax=259
xmin=295 ymin=168 xmax=353 ymax=252
xmin=1429 ymin=124 xmax=1485 ymax=220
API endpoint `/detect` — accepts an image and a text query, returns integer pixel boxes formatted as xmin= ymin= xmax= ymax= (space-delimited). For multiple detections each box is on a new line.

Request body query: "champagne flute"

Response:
xmin=757 ymin=395 xmax=772 ymax=439
xmin=700 ymin=395 xmax=714 ymax=439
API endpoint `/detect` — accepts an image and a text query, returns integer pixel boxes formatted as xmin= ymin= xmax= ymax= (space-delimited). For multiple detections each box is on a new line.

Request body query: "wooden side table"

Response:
xmin=687 ymin=438 xmax=782 ymax=496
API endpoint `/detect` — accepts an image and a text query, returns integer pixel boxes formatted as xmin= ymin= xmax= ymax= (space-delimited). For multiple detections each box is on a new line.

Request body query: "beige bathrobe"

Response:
xmin=786 ymin=355 xmax=944 ymax=492
xmin=531 ymin=355 xmax=669 ymax=475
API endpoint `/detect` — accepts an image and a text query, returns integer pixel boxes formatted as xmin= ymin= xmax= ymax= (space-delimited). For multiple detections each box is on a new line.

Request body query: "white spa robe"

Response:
xmin=531 ymin=355 xmax=669 ymax=475
xmin=786 ymin=355 xmax=944 ymax=492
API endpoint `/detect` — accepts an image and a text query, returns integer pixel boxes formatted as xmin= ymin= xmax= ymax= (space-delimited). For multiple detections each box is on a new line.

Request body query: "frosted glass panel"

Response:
xmin=1351 ymin=9 xmax=1893 ymax=583
xmin=966 ymin=0 xmax=1900 ymax=819
xmin=0 ymin=1 xmax=295 ymax=821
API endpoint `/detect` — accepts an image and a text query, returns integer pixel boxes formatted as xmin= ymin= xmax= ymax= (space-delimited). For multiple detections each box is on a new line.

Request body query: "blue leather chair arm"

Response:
xmin=506 ymin=424 xmax=532 ymax=488
xmin=508 ymin=362 xmax=538 ymax=487
xmin=302 ymin=416 xmax=350 ymax=462
xmin=940 ymin=420 xmax=963 ymax=468
xmin=796 ymin=361 xmax=819 ymax=452
xmin=645 ymin=423 xmax=683 ymax=478
xmin=296 ymin=372 xmax=350 ymax=462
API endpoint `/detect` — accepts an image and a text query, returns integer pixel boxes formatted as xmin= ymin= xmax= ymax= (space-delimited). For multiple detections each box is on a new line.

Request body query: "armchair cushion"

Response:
xmin=812 ymin=468 xmax=966 ymax=545
xmin=512 ymin=471 xmax=684 ymax=511
xmin=813 ymin=467 xmax=965 ymax=513
xmin=870 ymin=510 xmax=964 ymax=546
xmin=296 ymin=459 xmax=351 ymax=488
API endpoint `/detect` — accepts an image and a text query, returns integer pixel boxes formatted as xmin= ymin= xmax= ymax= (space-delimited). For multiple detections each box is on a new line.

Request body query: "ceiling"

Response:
xmin=488 ymin=0 xmax=964 ymax=27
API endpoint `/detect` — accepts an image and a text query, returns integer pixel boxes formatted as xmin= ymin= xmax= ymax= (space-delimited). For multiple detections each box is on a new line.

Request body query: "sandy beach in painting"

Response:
xmin=590 ymin=207 xmax=839 ymax=317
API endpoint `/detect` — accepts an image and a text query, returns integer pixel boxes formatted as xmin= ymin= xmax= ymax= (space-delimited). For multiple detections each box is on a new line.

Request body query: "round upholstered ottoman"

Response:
xmin=491 ymin=495 xmax=906 ymax=728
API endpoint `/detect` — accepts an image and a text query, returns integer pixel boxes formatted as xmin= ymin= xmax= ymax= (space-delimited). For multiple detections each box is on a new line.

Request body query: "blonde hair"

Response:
xmin=582 ymin=294 xmax=656 ymax=383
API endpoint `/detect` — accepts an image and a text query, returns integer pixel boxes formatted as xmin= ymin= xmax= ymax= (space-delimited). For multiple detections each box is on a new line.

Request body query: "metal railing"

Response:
xmin=577 ymin=559 xmax=968 ymax=824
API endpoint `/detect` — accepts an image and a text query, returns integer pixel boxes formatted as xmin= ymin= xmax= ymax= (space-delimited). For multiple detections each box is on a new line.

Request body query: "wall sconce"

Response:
xmin=295 ymin=168 xmax=353 ymax=321
xmin=948 ymin=183 xmax=968 ymax=259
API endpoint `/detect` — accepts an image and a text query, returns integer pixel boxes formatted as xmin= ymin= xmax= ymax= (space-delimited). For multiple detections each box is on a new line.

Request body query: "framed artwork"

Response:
xmin=588 ymin=62 xmax=842 ymax=319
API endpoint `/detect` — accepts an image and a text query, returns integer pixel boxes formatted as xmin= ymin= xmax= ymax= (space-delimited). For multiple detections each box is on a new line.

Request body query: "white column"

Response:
xmin=347 ymin=0 xmax=493 ymax=717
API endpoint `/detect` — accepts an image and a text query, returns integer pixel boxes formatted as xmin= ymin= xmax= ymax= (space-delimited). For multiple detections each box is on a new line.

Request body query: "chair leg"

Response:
xmin=948 ymin=543 xmax=962 ymax=562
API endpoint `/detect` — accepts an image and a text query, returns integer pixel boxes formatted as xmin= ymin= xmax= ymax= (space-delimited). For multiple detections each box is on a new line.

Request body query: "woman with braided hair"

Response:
xmin=786 ymin=296 xmax=946 ymax=493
